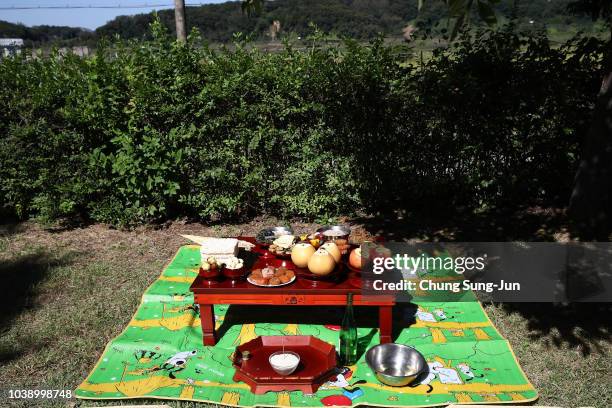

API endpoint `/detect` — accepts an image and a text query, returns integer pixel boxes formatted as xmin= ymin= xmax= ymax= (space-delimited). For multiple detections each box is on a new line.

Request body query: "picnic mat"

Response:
xmin=76 ymin=245 xmax=538 ymax=406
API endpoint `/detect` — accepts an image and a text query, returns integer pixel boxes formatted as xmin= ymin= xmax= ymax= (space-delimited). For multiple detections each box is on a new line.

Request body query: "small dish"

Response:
xmin=317 ymin=226 xmax=351 ymax=254
xmin=199 ymin=266 xmax=220 ymax=279
xmin=256 ymin=226 xmax=294 ymax=245
xmin=247 ymin=275 xmax=296 ymax=287
xmin=316 ymin=225 xmax=351 ymax=241
xmin=223 ymin=266 xmax=245 ymax=280
xmin=269 ymin=351 xmax=300 ymax=376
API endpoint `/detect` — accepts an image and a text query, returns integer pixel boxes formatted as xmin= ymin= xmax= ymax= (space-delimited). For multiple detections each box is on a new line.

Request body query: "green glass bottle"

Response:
xmin=339 ymin=292 xmax=358 ymax=365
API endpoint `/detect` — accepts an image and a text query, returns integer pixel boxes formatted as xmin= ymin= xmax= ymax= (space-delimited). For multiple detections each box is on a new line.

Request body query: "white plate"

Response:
xmin=247 ymin=275 xmax=296 ymax=287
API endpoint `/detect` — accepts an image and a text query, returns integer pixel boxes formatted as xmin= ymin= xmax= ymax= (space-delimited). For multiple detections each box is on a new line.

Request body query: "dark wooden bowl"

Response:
xmin=222 ymin=266 xmax=246 ymax=280
xmin=199 ymin=266 xmax=220 ymax=279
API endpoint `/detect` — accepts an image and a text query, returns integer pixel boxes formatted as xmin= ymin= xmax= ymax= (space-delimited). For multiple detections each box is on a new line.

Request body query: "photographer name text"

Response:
xmin=372 ymin=279 xmax=521 ymax=293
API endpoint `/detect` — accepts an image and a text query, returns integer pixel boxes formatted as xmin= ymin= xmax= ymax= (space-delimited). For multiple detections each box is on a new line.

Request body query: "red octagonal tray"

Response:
xmin=232 ymin=335 xmax=337 ymax=395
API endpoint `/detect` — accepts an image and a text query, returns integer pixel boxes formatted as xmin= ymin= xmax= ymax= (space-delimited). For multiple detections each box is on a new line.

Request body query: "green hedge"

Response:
xmin=0 ymin=21 xmax=604 ymax=225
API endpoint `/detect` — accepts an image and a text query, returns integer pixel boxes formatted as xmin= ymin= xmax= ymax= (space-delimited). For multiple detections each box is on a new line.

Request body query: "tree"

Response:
xmin=566 ymin=0 xmax=612 ymax=239
xmin=239 ymin=0 xmax=612 ymax=238
xmin=424 ymin=0 xmax=612 ymax=239
xmin=241 ymin=0 xmax=264 ymax=17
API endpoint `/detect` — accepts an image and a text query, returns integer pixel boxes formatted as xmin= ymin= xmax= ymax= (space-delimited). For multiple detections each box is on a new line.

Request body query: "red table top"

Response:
xmin=189 ymin=236 xmax=373 ymax=296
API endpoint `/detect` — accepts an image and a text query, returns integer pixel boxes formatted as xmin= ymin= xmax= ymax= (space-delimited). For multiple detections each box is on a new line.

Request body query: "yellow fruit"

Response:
xmin=291 ymin=242 xmax=316 ymax=268
xmin=307 ymin=248 xmax=336 ymax=276
xmin=321 ymin=242 xmax=341 ymax=263
xmin=349 ymin=247 xmax=362 ymax=269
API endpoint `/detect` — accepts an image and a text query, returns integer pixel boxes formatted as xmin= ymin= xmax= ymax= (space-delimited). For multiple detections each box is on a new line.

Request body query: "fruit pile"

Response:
xmin=201 ymin=256 xmax=220 ymax=271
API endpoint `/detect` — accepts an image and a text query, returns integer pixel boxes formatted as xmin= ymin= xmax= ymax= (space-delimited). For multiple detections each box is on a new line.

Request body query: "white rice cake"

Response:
xmin=199 ymin=238 xmax=238 ymax=258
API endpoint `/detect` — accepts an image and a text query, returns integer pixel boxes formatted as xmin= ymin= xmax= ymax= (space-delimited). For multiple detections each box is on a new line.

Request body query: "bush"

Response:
xmin=0 ymin=21 xmax=604 ymax=226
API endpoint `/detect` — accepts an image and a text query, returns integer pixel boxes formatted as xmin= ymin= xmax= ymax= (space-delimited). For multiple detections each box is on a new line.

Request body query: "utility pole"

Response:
xmin=174 ymin=0 xmax=187 ymax=42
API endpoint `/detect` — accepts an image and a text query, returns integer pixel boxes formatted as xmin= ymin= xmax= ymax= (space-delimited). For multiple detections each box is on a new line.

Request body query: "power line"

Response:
xmin=0 ymin=3 xmax=208 ymax=10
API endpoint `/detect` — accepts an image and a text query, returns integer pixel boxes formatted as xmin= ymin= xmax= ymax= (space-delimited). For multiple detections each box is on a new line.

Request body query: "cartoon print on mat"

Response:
xmin=130 ymin=350 xmax=198 ymax=379
xmin=414 ymin=306 xmax=460 ymax=343
xmin=86 ymin=349 xmax=202 ymax=398
xmin=130 ymin=301 xmax=200 ymax=331
xmin=323 ymin=366 xmax=360 ymax=389
xmin=415 ymin=307 xmax=454 ymax=322
xmin=457 ymin=362 xmax=485 ymax=381
xmin=320 ymin=394 xmax=352 ymax=406
xmin=134 ymin=350 xmax=161 ymax=364
xmin=171 ymin=292 xmax=191 ymax=302
xmin=282 ymin=324 xmax=302 ymax=336
xmin=419 ymin=358 xmax=463 ymax=393
xmin=320 ymin=367 xmax=365 ymax=406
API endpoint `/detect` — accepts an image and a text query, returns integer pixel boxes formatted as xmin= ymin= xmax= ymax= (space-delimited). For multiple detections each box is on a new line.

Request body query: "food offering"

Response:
xmin=290 ymin=242 xmax=316 ymax=268
xmin=232 ymin=335 xmax=337 ymax=394
xmin=199 ymin=256 xmax=221 ymax=279
xmin=256 ymin=227 xmax=294 ymax=246
xmin=269 ymin=351 xmax=300 ymax=376
xmin=320 ymin=242 xmax=341 ymax=263
xmin=222 ymin=256 xmax=246 ymax=281
xmin=245 ymin=226 xmax=356 ymax=284
xmin=247 ymin=266 xmax=296 ymax=287
xmin=300 ymin=233 xmax=322 ymax=249
xmin=317 ymin=225 xmax=351 ymax=255
xmin=348 ymin=247 xmax=362 ymax=270
xmin=307 ymin=248 xmax=336 ymax=276
xmin=268 ymin=234 xmax=296 ymax=257
xmin=200 ymin=237 xmax=239 ymax=265
xmin=333 ymin=238 xmax=350 ymax=255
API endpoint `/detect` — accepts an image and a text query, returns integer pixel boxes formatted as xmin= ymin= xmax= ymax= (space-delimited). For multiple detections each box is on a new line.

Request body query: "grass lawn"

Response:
xmin=1 ymin=214 xmax=610 ymax=407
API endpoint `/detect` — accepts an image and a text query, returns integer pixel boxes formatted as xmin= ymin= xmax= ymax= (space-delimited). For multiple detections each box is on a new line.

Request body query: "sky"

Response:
xmin=0 ymin=0 xmax=226 ymax=30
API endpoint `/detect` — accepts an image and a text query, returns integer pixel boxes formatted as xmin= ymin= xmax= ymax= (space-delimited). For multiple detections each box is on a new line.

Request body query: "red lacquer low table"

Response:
xmin=189 ymin=237 xmax=396 ymax=346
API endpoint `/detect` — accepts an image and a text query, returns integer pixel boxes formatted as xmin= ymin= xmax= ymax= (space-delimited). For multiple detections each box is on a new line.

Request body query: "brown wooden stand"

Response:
xmin=232 ymin=335 xmax=337 ymax=394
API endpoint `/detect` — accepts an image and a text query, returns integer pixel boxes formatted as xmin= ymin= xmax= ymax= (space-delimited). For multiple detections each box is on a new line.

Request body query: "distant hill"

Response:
xmin=94 ymin=0 xmax=592 ymax=42
xmin=0 ymin=20 xmax=94 ymax=46
xmin=0 ymin=0 xmax=600 ymax=46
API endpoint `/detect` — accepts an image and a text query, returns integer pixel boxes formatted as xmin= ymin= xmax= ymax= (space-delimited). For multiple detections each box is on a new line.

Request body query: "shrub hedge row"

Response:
xmin=0 ymin=21 xmax=605 ymax=225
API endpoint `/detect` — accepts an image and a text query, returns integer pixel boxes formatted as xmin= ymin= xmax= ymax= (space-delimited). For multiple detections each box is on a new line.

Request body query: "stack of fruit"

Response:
xmin=291 ymin=241 xmax=343 ymax=276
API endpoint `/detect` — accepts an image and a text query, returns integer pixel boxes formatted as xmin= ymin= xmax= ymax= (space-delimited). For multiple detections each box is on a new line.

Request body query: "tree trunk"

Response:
xmin=174 ymin=0 xmax=187 ymax=42
xmin=568 ymin=70 xmax=612 ymax=240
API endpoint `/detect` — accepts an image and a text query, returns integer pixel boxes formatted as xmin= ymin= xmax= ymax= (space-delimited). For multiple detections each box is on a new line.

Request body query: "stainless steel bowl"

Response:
xmin=365 ymin=343 xmax=427 ymax=387
xmin=256 ymin=226 xmax=294 ymax=245
xmin=316 ymin=225 xmax=351 ymax=241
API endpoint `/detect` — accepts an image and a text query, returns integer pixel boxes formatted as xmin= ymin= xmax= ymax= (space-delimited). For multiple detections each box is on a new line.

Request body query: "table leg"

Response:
xmin=200 ymin=304 xmax=217 ymax=346
xmin=379 ymin=306 xmax=393 ymax=344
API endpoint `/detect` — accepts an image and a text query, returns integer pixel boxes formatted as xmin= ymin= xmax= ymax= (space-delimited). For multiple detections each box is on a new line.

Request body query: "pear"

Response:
xmin=321 ymin=242 xmax=341 ymax=263
xmin=307 ymin=248 xmax=336 ymax=276
xmin=291 ymin=242 xmax=316 ymax=268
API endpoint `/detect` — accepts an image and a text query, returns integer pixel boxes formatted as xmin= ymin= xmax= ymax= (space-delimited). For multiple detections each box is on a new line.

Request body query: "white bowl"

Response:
xmin=269 ymin=351 xmax=300 ymax=376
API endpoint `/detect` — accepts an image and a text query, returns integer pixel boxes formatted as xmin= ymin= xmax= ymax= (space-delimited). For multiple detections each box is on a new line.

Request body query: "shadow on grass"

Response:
xmin=0 ymin=222 xmax=29 ymax=239
xmin=353 ymin=206 xmax=570 ymax=242
xmin=217 ymin=304 xmax=417 ymax=344
xmin=355 ymin=208 xmax=612 ymax=356
xmin=500 ymin=302 xmax=612 ymax=356
xmin=0 ymin=249 xmax=75 ymax=363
